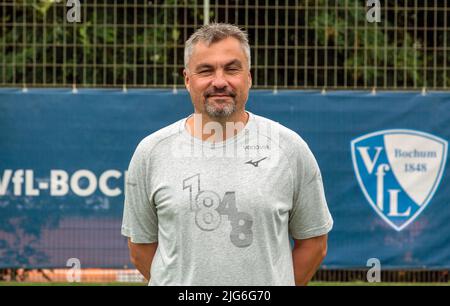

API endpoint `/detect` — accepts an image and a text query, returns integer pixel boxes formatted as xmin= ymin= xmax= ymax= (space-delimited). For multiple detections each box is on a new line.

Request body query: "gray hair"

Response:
xmin=184 ymin=23 xmax=251 ymax=71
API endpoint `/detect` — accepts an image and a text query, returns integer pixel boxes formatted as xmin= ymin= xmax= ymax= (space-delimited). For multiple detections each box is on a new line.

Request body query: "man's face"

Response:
xmin=183 ymin=37 xmax=252 ymax=119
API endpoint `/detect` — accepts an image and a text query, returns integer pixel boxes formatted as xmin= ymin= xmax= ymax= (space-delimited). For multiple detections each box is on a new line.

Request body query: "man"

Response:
xmin=121 ymin=23 xmax=333 ymax=286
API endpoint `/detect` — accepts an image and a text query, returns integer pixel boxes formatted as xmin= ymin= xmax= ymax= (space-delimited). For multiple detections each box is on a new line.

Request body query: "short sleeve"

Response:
xmin=121 ymin=142 xmax=158 ymax=243
xmin=288 ymin=142 xmax=333 ymax=240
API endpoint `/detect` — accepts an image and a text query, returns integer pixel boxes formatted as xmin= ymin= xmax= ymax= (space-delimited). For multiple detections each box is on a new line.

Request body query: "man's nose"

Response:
xmin=211 ymin=71 xmax=228 ymax=89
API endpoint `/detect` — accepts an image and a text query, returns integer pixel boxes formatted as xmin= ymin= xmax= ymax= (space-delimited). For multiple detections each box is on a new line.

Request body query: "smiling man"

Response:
xmin=121 ymin=23 xmax=333 ymax=286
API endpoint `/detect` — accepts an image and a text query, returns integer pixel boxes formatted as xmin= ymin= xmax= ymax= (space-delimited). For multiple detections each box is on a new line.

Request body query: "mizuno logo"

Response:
xmin=245 ymin=157 xmax=268 ymax=167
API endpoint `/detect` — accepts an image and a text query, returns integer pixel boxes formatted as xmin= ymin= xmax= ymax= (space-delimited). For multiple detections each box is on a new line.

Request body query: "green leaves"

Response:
xmin=0 ymin=1 xmax=446 ymax=88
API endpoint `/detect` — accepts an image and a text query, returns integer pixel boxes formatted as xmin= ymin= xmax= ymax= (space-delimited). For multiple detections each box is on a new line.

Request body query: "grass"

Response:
xmin=310 ymin=281 xmax=450 ymax=286
xmin=0 ymin=281 xmax=449 ymax=286
xmin=0 ymin=282 xmax=146 ymax=286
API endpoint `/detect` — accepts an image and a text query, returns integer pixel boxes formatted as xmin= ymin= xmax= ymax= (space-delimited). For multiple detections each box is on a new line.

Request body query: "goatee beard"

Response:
xmin=204 ymin=99 xmax=236 ymax=118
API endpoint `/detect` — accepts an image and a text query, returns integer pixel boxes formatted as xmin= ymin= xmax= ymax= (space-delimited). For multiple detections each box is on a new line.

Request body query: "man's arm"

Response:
xmin=128 ymin=239 xmax=158 ymax=282
xmin=292 ymin=234 xmax=328 ymax=286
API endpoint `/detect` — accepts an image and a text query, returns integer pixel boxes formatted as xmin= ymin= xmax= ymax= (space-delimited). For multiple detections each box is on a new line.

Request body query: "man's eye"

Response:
xmin=198 ymin=70 xmax=212 ymax=74
xmin=227 ymin=67 xmax=240 ymax=72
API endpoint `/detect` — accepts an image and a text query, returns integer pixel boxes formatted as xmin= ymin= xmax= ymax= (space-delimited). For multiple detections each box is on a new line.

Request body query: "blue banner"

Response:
xmin=1 ymin=89 xmax=449 ymax=269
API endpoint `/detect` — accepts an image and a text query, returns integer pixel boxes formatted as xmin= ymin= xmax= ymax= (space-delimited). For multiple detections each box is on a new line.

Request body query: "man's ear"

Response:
xmin=248 ymin=70 xmax=252 ymax=89
xmin=183 ymin=69 xmax=190 ymax=92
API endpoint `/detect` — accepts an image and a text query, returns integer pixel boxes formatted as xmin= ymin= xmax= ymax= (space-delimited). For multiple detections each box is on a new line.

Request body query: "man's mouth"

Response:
xmin=204 ymin=91 xmax=236 ymax=99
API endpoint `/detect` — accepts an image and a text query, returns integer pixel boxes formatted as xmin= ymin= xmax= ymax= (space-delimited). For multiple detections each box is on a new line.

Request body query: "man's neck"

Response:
xmin=186 ymin=111 xmax=249 ymax=143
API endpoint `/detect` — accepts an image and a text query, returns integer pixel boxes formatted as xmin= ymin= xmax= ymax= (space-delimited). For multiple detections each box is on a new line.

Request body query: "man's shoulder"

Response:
xmin=134 ymin=118 xmax=184 ymax=155
xmin=252 ymin=113 xmax=309 ymax=153
xmin=252 ymin=114 xmax=321 ymax=179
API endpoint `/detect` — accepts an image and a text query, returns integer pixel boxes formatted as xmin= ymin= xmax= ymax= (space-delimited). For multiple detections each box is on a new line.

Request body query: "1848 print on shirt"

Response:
xmin=183 ymin=173 xmax=254 ymax=248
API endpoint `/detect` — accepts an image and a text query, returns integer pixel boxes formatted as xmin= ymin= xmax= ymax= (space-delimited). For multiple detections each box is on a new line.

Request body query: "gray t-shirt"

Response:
xmin=121 ymin=111 xmax=333 ymax=286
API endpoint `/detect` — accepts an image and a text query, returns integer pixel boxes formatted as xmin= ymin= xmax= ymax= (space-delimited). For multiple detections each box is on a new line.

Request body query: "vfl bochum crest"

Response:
xmin=351 ymin=129 xmax=448 ymax=231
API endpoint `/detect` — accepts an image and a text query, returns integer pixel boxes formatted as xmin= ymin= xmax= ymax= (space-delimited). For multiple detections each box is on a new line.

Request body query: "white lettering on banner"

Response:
xmin=99 ymin=170 xmax=122 ymax=197
xmin=357 ymin=146 xmax=384 ymax=175
xmin=357 ymin=147 xmax=413 ymax=217
xmin=13 ymin=170 xmax=24 ymax=196
xmin=70 ymin=170 xmax=98 ymax=197
xmin=51 ymin=170 xmax=70 ymax=196
xmin=0 ymin=169 xmax=125 ymax=197
xmin=0 ymin=170 xmax=13 ymax=195
xmin=26 ymin=170 xmax=39 ymax=196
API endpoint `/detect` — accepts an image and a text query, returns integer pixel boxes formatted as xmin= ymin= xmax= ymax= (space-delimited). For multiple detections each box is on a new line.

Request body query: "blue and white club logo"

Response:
xmin=351 ymin=130 xmax=448 ymax=231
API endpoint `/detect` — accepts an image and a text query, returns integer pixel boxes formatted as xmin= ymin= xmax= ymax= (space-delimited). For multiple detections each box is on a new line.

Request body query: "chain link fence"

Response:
xmin=1 ymin=0 xmax=449 ymax=90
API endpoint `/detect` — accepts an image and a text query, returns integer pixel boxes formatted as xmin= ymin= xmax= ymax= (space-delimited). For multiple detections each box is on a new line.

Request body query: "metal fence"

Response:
xmin=0 ymin=0 xmax=449 ymax=90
